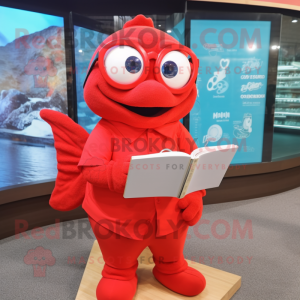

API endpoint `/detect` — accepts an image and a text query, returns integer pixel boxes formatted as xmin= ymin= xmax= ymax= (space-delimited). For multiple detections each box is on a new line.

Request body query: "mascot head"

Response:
xmin=84 ymin=15 xmax=199 ymax=128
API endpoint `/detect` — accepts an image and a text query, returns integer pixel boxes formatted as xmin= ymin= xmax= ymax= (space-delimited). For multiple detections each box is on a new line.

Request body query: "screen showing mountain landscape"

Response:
xmin=74 ymin=25 xmax=108 ymax=133
xmin=0 ymin=6 xmax=67 ymax=189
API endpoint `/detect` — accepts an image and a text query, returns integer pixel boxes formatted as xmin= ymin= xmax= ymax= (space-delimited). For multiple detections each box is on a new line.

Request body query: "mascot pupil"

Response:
xmin=41 ymin=14 xmax=206 ymax=300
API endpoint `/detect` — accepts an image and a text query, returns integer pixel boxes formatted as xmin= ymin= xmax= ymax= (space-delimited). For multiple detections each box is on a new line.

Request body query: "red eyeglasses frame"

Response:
xmin=84 ymin=38 xmax=199 ymax=95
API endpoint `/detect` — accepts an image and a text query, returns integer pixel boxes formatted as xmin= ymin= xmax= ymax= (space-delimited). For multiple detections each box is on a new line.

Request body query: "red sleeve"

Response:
xmin=78 ymin=121 xmax=128 ymax=192
xmin=78 ymin=121 xmax=112 ymax=167
xmin=77 ymin=121 xmax=113 ymax=189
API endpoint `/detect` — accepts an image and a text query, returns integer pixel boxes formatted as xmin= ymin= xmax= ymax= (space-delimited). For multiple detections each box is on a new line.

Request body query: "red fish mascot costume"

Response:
xmin=41 ymin=15 xmax=206 ymax=300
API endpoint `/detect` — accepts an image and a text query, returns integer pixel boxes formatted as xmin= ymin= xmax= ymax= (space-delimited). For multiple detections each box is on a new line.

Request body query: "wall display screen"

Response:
xmin=189 ymin=20 xmax=271 ymax=164
xmin=0 ymin=6 xmax=67 ymax=189
xmin=73 ymin=25 xmax=109 ymax=133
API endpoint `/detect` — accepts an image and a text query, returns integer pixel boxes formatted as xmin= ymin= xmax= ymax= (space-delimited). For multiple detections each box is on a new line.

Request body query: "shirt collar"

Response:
xmin=107 ymin=120 xmax=179 ymax=144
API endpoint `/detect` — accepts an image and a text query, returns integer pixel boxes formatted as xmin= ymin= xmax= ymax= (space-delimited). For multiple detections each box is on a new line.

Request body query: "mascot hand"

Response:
xmin=178 ymin=191 xmax=205 ymax=226
xmin=107 ymin=158 xmax=131 ymax=194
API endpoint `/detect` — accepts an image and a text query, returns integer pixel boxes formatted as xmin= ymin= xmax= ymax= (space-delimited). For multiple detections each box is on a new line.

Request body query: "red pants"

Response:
xmin=89 ymin=216 xmax=189 ymax=280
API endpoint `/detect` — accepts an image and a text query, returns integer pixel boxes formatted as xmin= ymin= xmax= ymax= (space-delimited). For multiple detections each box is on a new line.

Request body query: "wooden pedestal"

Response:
xmin=76 ymin=241 xmax=241 ymax=300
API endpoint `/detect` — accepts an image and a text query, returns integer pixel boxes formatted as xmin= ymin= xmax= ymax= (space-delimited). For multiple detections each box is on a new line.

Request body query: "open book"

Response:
xmin=124 ymin=145 xmax=239 ymax=199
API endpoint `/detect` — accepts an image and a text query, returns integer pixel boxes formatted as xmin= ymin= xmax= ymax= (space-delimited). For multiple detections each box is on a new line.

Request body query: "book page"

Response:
xmin=124 ymin=153 xmax=191 ymax=198
xmin=186 ymin=145 xmax=238 ymax=194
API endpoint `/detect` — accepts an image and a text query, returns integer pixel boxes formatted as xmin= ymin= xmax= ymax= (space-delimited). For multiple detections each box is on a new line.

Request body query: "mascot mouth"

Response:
xmin=98 ymin=84 xmax=176 ymax=117
xmin=119 ymin=103 xmax=172 ymax=117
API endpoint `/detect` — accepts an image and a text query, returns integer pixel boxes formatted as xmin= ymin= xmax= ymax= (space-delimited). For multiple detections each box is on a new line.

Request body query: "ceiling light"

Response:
xmin=167 ymin=30 xmax=172 ymax=33
xmin=79 ymin=49 xmax=83 ymax=53
xmin=292 ymin=19 xmax=298 ymax=23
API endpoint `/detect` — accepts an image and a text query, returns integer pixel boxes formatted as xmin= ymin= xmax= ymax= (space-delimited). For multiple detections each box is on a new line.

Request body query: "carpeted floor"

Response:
xmin=1 ymin=187 xmax=300 ymax=300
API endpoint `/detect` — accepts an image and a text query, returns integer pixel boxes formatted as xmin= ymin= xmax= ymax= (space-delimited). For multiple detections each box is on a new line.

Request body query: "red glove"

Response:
xmin=178 ymin=190 xmax=206 ymax=226
xmin=107 ymin=158 xmax=131 ymax=194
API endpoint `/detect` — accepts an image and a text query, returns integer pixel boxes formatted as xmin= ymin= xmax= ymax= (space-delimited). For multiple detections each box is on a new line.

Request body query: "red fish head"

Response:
xmin=84 ymin=15 xmax=199 ymax=128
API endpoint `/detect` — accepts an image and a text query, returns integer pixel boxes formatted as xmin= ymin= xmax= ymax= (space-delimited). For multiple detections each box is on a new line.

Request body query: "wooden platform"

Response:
xmin=76 ymin=241 xmax=241 ymax=300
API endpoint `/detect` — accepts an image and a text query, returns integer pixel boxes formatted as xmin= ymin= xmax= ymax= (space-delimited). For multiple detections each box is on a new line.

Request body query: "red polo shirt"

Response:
xmin=78 ymin=119 xmax=205 ymax=240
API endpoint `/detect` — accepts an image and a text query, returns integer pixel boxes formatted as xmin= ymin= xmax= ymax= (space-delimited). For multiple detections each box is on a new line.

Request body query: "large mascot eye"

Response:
xmin=125 ymin=56 xmax=142 ymax=74
xmin=160 ymin=51 xmax=191 ymax=89
xmin=104 ymin=46 xmax=144 ymax=84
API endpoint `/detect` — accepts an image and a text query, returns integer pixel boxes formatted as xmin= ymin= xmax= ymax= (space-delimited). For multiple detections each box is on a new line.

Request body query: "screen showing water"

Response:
xmin=0 ymin=6 xmax=68 ymax=189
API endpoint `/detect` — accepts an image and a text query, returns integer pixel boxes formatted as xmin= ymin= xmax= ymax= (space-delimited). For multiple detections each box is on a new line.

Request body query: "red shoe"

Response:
xmin=96 ymin=275 xmax=138 ymax=300
xmin=153 ymin=266 xmax=206 ymax=296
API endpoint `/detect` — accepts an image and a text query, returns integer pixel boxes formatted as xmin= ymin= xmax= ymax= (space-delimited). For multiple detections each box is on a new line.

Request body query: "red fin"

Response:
xmin=40 ymin=109 xmax=89 ymax=211
xmin=123 ymin=15 xmax=154 ymax=28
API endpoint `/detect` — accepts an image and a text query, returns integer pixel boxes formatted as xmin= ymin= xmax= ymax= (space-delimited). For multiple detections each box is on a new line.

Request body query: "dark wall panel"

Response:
xmin=0 ymin=0 xmax=186 ymax=17
xmin=204 ymin=165 xmax=300 ymax=205
xmin=0 ymin=195 xmax=87 ymax=240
